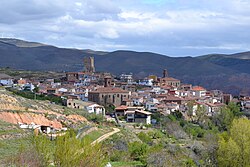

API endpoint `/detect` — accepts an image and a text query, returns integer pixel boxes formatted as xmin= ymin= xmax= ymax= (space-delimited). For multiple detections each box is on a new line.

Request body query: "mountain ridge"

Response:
xmin=197 ymin=52 xmax=250 ymax=74
xmin=0 ymin=38 xmax=250 ymax=95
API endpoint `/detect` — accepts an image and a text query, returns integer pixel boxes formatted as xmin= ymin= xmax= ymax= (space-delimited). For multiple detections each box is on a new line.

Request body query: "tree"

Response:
xmin=217 ymin=118 xmax=250 ymax=167
xmin=129 ymin=141 xmax=148 ymax=164
xmin=202 ymin=133 xmax=218 ymax=166
xmin=227 ymin=102 xmax=241 ymax=117
xmin=54 ymin=130 xmax=107 ymax=167
xmin=212 ymin=107 xmax=234 ymax=131
xmin=10 ymin=131 xmax=107 ymax=167
xmin=195 ymin=104 xmax=206 ymax=125
xmin=33 ymin=86 xmax=39 ymax=93
xmin=187 ymin=101 xmax=195 ymax=122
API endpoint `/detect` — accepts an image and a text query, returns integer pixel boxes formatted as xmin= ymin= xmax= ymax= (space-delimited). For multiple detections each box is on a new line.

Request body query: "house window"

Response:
xmin=117 ymin=94 xmax=119 ymax=97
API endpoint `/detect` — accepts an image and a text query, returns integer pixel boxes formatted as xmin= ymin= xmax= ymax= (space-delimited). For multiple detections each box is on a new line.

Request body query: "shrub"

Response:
xmin=184 ymin=125 xmax=205 ymax=138
xmin=184 ymin=158 xmax=197 ymax=167
xmin=168 ymin=114 xmax=177 ymax=121
xmin=129 ymin=141 xmax=148 ymax=164
xmin=137 ymin=132 xmax=152 ymax=144
xmin=110 ymin=150 xmax=128 ymax=162
xmin=8 ymin=131 xmax=108 ymax=167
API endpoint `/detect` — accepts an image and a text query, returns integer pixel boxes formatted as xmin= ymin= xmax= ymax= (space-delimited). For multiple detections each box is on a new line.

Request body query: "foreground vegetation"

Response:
xmin=1 ymin=97 xmax=249 ymax=167
xmin=4 ymin=131 xmax=107 ymax=167
xmin=102 ymin=102 xmax=248 ymax=167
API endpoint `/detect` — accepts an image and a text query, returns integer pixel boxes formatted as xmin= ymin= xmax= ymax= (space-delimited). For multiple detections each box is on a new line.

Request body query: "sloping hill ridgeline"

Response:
xmin=197 ymin=52 xmax=250 ymax=74
xmin=0 ymin=38 xmax=250 ymax=95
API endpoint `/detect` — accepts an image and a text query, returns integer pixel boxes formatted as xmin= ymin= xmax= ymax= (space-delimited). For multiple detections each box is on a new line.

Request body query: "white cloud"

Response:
xmin=0 ymin=0 xmax=250 ymax=56
xmin=96 ymin=28 xmax=119 ymax=39
xmin=119 ymin=11 xmax=155 ymax=20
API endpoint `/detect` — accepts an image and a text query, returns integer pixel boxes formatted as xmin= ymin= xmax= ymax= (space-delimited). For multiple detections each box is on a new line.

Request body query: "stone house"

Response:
xmin=159 ymin=77 xmax=180 ymax=87
xmin=88 ymin=87 xmax=131 ymax=107
xmin=66 ymin=72 xmax=79 ymax=82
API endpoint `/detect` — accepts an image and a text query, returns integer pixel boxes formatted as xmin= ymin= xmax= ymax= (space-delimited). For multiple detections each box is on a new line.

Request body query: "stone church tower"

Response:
xmin=83 ymin=56 xmax=95 ymax=73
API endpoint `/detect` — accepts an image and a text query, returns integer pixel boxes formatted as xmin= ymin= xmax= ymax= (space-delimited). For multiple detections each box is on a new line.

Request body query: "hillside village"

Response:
xmin=0 ymin=56 xmax=249 ymax=127
xmin=1 ymin=57 xmax=250 ymax=167
xmin=2 ymin=0 xmax=250 ymax=166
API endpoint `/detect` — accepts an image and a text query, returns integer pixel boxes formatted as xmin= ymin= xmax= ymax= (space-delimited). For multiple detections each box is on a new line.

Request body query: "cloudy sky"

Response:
xmin=1 ymin=0 xmax=250 ymax=56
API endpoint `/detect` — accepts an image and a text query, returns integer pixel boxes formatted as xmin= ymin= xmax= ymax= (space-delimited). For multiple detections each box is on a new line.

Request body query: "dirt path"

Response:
xmin=91 ymin=128 xmax=120 ymax=145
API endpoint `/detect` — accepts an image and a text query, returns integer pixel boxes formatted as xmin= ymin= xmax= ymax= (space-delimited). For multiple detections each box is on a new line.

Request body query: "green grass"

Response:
xmin=83 ymin=127 xmax=113 ymax=142
xmin=0 ymin=120 xmax=25 ymax=135
xmin=111 ymin=161 xmax=143 ymax=167
xmin=0 ymin=136 xmax=32 ymax=162
xmin=0 ymin=120 xmax=32 ymax=162
xmin=84 ymin=130 xmax=104 ymax=142
xmin=0 ymin=129 xmax=24 ymax=135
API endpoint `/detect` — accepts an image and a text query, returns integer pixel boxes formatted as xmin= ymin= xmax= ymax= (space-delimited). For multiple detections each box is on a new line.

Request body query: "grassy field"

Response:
xmin=0 ymin=120 xmax=32 ymax=163
xmin=83 ymin=127 xmax=113 ymax=142
xmin=0 ymin=120 xmax=25 ymax=135
xmin=84 ymin=130 xmax=104 ymax=141
xmin=0 ymin=137 xmax=32 ymax=161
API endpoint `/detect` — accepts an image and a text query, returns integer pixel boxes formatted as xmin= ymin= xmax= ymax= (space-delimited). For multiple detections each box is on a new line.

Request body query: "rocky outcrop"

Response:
xmin=0 ymin=112 xmax=62 ymax=129
xmin=0 ymin=90 xmax=89 ymax=129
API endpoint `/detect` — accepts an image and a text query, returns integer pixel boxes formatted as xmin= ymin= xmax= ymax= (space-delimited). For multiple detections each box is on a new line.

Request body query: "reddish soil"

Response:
xmin=0 ymin=112 xmax=62 ymax=129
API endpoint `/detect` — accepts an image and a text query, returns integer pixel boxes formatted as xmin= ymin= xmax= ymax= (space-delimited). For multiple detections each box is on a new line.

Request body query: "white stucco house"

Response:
xmin=191 ymin=86 xmax=207 ymax=98
xmin=66 ymin=99 xmax=105 ymax=115
xmin=132 ymin=96 xmax=144 ymax=106
xmin=138 ymin=78 xmax=153 ymax=86
xmin=0 ymin=73 xmax=13 ymax=86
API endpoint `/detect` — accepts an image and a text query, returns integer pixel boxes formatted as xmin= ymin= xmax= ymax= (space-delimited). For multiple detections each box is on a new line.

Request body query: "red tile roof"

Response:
xmin=115 ymin=105 xmax=128 ymax=110
xmin=192 ymin=86 xmax=206 ymax=91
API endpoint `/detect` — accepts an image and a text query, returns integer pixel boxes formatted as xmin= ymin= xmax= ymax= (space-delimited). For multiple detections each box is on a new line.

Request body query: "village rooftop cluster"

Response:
xmin=0 ymin=57 xmax=250 ymax=126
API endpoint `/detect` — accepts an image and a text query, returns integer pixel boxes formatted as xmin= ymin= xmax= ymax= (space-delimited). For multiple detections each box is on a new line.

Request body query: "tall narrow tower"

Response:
xmin=83 ymin=56 xmax=95 ymax=73
xmin=163 ymin=69 xmax=168 ymax=78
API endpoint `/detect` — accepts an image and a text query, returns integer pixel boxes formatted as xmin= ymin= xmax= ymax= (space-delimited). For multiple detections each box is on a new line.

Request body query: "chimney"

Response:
xmin=163 ymin=69 xmax=168 ymax=78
